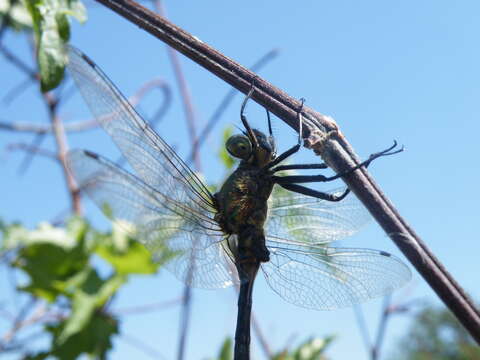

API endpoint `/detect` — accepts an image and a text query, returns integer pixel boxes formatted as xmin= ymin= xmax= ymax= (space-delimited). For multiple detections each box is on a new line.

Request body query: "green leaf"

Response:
xmin=65 ymin=216 xmax=92 ymax=248
xmin=97 ymin=239 xmax=162 ymax=275
xmin=95 ymin=221 xmax=174 ymax=274
xmin=218 ymin=337 xmax=233 ymax=360
xmin=272 ymin=336 xmax=334 ymax=360
xmin=58 ymin=269 xmax=125 ymax=344
xmin=63 ymin=0 xmax=86 ymax=23
xmin=56 ymin=11 xmax=69 ymax=41
xmin=23 ymin=351 xmax=50 ymax=360
xmin=2 ymin=222 xmax=29 ymax=249
xmin=25 ymin=0 xmax=87 ymax=91
xmin=16 ymin=240 xmax=89 ymax=301
xmin=11 ymin=221 xmax=90 ymax=300
xmin=49 ymin=312 xmax=118 ymax=360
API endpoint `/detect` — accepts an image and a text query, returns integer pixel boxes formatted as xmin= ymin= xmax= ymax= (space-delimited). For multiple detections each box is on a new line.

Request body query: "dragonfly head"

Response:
xmin=226 ymin=129 xmax=276 ymax=166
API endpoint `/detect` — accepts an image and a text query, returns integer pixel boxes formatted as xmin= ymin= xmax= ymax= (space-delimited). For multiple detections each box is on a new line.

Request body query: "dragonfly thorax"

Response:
xmin=214 ymin=159 xmax=274 ymax=262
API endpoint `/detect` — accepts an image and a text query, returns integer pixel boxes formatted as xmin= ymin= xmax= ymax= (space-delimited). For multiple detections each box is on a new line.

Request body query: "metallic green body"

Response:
xmin=214 ymin=129 xmax=275 ymax=263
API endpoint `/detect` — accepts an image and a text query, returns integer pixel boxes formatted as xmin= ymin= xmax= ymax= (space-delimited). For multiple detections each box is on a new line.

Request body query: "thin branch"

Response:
xmin=121 ymin=333 xmax=168 ymax=360
xmin=6 ymin=143 xmax=58 ymax=161
xmin=94 ymin=0 xmax=480 ymax=342
xmin=112 ymin=298 xmax=182 ymax=315
xmin=177 ymin=285 xmax=191 ymax=360
xmin=353 ymin=305 xmax=372 ymax=356
xmin=251 ymin=312 xmax=272 ymax=358
xmin=16 ymin=133 xmax=48 ymax=174
xmin=1 ymin=303 xmax=47 ymax=344
xmin=154 ymin=0 xmax=201 ymax=171
xmin=0 ymin=45 xmax=37 ymax=79
xmin=0 ymin=119 xmax=95 ymax=134
xmin=2 ymin=76 xmax=35 ymax=104
xmin=43 ymin=92 xmax=82 ymax=215
xmin=371 ymin=294 xmax=392 ymax=360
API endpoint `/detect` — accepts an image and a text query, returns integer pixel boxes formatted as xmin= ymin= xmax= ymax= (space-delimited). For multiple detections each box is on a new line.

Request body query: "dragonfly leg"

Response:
xmin=271 ymin=140 xmax=403 ymax=183
xmin=270 ymin=162 xmax=329 ymax=173
xmin=278 ymin=183 xmax=350 ymax=202
xmin=241 ymin=83 xmax=259 ymax=149
xmin=266 ymin=108 xmax=273 ymax=137
xmin=265 ymin=98 xmax=306 ymax=169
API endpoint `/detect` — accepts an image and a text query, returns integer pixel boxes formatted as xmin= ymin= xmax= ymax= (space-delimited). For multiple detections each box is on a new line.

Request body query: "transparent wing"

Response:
xmin=162 ymin=233 xmax=239 ymax=289
xmin=68 ymin=149 xmax=238 ymax=288
xmin=266 ymin=187 xmax=372 ymax=245
xmin=66 ymin=46 xmax=216 ymax=218
xmin=262 ymin=238 xmax=411 ymax=310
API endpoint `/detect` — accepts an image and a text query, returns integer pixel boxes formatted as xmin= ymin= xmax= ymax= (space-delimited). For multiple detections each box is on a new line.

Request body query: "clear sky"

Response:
xmin=1 ymin=1 xmax=480 ymax=359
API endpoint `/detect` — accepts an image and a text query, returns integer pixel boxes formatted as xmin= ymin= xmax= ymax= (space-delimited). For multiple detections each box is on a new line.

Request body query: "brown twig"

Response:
xmin=0 ymin=119 xmax=96 ymax=134
xmin=154 ymin=0 xmax=200 ymax=171
xmin=93 ymin=0 xmax=480 ymax=343
xmin=1 ymin=303 xmax=47 ymax=345
xmin=43 ymin=92 xmax=82 ymax=215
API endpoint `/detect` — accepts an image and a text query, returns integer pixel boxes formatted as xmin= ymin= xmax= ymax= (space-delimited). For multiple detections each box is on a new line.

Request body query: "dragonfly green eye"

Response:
xmin=226 ymin=135 xmax=252 ymax=160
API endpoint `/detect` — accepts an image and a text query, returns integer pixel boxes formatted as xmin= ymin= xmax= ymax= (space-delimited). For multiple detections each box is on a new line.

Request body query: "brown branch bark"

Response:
xmin=43 ymin=92 xmax=82 ymax=215
xmin=94 ymin=0 xmax=480 ymax=343
xmin=154 ymin=0 xmax=200 ymax=172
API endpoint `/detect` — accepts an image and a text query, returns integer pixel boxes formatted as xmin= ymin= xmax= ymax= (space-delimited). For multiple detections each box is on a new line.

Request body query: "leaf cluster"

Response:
xmin=1 ymin=0 xmax=86 ymax=91
xmin=0 ymin=217 xmax=172 ymax=359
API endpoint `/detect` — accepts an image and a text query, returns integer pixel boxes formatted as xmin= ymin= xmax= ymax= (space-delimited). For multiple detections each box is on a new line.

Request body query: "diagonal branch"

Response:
xmin=94 ymin=0 xmax=480 ymax=343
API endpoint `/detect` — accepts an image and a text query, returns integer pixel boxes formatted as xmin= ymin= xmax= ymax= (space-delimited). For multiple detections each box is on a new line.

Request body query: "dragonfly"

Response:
xmin=66 ymin=46 xmax=411 ymax=360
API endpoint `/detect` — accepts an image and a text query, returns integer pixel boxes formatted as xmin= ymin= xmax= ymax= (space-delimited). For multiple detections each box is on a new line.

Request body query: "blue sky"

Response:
xmin=1 ymin=1 xmax=480 ymax=359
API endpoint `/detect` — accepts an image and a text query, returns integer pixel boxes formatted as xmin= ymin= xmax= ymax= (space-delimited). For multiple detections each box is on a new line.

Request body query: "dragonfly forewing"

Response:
xmin=67 ymin=46 xmax=216 ymax=219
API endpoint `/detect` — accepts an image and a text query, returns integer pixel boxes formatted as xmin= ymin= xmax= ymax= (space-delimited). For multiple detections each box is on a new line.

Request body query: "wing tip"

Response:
xmin=66 ymin=45 xmax=97 ymax=70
